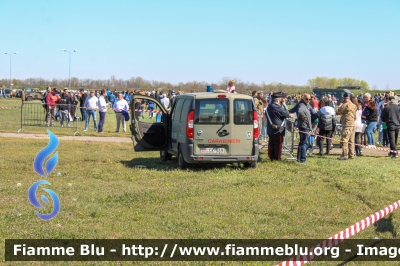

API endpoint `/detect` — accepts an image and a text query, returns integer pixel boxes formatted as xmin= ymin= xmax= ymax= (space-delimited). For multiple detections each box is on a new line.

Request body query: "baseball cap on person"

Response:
xmin=80 ymin=88 xmax=84 ymax=92
xmin=343 ymin=92 xmax=350 ymax=98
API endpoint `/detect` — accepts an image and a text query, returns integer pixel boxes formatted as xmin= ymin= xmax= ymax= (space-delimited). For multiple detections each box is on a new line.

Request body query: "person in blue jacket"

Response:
xmin=108 ymin=93 xmax=115 ymax=110
xmin=147 ymin=97 xmax=155 ymax=119
xmin=124 ymin=91 xmax=132 ymax=106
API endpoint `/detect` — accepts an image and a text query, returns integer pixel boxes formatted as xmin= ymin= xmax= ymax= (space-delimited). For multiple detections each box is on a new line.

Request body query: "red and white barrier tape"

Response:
xmin=1 ymin=104 xmax=165 ymax=113
xmin=82 ymin=107 xmax=131 ymax=111
xmin=81 ymin=108 xmax=162 ymax=113
xmin=295 ymin=128 xmax=398 ymax=154
xmin=132 ymin=109 xmax=163 ymax=113
xmin=278 ymin=199 xmax=400 ymax=266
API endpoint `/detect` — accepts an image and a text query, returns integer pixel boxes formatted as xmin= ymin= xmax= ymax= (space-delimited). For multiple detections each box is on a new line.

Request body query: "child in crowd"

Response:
xmin=226 ymin=80 xmax=235 ymax=93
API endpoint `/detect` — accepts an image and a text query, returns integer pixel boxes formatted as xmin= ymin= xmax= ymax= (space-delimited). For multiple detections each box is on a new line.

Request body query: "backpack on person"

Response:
xmin=253 ymin=97 xmax=259 ymax=107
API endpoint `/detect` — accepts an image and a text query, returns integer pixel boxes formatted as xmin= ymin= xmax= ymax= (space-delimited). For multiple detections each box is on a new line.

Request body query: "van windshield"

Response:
xmin=233 ymin=99 xmax=253 ymax=125
xmin=194 ymin=99 xmax=229 ymax=125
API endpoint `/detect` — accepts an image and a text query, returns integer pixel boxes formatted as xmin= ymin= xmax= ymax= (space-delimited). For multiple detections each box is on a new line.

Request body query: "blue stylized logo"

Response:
xmin=33 ymin=130 xmax=59 ymax=177
xmin=28 ymin=180 xmax=60 ymax=220
xmin=29 ymin=130 xmax=61 ymax=220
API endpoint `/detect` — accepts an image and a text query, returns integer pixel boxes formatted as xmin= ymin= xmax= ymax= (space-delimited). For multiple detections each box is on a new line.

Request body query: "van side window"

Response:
xmin=172 ymin=99 xmax=184 ymax=122
xmin=194 ymin=99 xmax=229 ymax=125
xmin=181 ymin=99 xmax=193 ymax=123
xmin=133 ymin=97 xmax=164 ymax=124
xmin=233 ymin=99 xmax=253 ymax=125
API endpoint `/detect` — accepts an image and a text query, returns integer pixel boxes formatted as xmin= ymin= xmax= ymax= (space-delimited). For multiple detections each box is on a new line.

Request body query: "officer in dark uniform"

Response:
xmin=266 ymin=92 xmax=290 ymax=161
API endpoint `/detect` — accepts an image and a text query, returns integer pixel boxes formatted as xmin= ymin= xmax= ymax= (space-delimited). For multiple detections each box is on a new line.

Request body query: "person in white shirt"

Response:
xmin=354 ymin=98 xmax=364 ymax=156
xmin=160 ymin=93 xmax=170 ymax=110
xmin=83 ymin=90 xmax=98 ymax=131
xmin=97 ymin=90 xmax=107 ymax=133
xmin=113 ymin=93 xmax=129 ymax=132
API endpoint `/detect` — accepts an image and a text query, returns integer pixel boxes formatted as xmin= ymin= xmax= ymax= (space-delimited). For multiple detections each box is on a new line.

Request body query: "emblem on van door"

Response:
xmin=197 ymin=130 xmax=203 ymax=136
xmin=246 ymin=131 xmax=252 ymax=138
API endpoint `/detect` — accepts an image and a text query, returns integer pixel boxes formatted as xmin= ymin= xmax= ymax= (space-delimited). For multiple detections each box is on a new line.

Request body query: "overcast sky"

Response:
xmin=1 ymin=0 xmax=399 ymax=89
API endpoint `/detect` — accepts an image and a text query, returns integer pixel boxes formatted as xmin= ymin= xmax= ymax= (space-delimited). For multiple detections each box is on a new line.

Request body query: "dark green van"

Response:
xmin=130 ymin=92 xmax=260 ymax=169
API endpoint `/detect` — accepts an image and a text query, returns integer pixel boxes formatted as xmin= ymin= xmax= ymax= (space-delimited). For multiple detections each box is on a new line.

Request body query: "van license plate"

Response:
xmin=200 ymin=148 xmax=225 ymax=154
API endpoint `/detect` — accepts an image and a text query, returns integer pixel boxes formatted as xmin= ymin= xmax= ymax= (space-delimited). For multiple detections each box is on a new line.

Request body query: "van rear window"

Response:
xmin=233 ymin=99 xmax=253 ymax=125
xmin=194 ymin=99 xmax=229 ymax=125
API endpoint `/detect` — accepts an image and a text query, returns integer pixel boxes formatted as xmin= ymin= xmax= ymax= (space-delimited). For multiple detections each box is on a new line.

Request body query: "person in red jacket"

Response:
xmin=311 ymin=94 xmax=319 ymax=111
xmin=46 ymin=88 xmax=60 ymax=126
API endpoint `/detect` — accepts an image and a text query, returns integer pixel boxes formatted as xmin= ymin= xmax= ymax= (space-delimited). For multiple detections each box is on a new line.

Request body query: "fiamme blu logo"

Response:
xmin=28 ymin=130 xmax=60 ymax=220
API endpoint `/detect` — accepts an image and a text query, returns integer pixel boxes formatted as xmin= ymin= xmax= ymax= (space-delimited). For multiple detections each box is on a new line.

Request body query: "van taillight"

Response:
xmin=187 ymin=110 xmax=194 ymax=139
xmin=253 ymin=110 xmax=259 ymax=139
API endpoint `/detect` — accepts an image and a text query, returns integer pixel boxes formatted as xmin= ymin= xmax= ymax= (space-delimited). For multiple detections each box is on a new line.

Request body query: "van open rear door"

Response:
xmin=130 ymin=95 xmax=169 ymax=151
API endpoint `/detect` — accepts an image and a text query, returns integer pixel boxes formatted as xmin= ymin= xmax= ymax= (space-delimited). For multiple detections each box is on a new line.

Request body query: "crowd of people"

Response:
xmin=220 ymin=80 xmax=400 ymax=162
xmin=257 ymin=90 xmax=400 ymax=162
xmin=40 ymin=87 xmax=180 ymax=133
xmin=9 ymin=82 xmax=400 ymax=161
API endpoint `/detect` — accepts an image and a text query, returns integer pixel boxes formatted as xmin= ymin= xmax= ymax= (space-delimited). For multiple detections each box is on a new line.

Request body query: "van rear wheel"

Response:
xmin=178 ymin=146 xmax=189 ymax=170
xmin=244 ymin=161 xmax=257 ymax=168
xmin=160 ymin=150 xmax=171 ymax=162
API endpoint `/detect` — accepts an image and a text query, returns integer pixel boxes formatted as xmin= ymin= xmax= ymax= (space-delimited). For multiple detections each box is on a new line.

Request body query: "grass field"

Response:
xmin=1 ymin=97 xmax=400 ymax=265
xmin=0 ymin=98 xmax=133 ymax=137
xmin=1 ymin=137 xmax=400 ymax=265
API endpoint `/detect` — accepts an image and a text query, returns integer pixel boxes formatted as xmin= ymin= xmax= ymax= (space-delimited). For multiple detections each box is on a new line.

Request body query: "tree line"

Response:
xmin=0 ymin=75 xmax=380 ymax=94
xmin=307 ymin=77 xmax=370 ymax=91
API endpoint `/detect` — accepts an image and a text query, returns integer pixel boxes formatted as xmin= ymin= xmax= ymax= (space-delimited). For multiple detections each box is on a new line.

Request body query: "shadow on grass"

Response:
xmin=121 ymin=157 xmax=251 ymax=172
xmin=121 ymin=157 xmax=176 ymax=171
xmin=308 ymin=154 xmax=388 ymax=159
xmin=374 ymin=213 xmax=397 ymax=237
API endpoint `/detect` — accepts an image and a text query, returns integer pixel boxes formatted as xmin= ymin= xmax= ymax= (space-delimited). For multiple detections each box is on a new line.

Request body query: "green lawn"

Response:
xmin=0 ymin=98 xmax=133 ymax=137
xmin=0 ymin=136 xmax=399 ymax=265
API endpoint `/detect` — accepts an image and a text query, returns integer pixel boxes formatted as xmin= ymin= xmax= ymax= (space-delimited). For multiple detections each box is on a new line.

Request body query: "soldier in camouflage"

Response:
xmin=336 ymin=92 xmax=357 ymax=160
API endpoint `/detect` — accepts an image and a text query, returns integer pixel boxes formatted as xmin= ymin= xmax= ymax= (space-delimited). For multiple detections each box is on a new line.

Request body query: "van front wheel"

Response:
xmin=178 ymin=146 xmax=189 ymax=170
xmin=160 ymin=150 xmax=172 ymax=162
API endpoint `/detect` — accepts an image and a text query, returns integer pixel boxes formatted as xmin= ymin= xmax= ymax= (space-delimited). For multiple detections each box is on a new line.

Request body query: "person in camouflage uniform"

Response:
xmin=336 ymin=92 xmax=357 ymax=160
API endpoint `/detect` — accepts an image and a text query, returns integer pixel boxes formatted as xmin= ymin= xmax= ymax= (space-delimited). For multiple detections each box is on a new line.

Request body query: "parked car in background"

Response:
xmin=20 ymin=88 xmax=44 ymax=101
xmin=16 ymin=88 xmax=35 ymax=98
xmin=313 ymin=87 xmax=353 ymax=105
xmin=3 ymin=88 xmax=16 ymax=98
